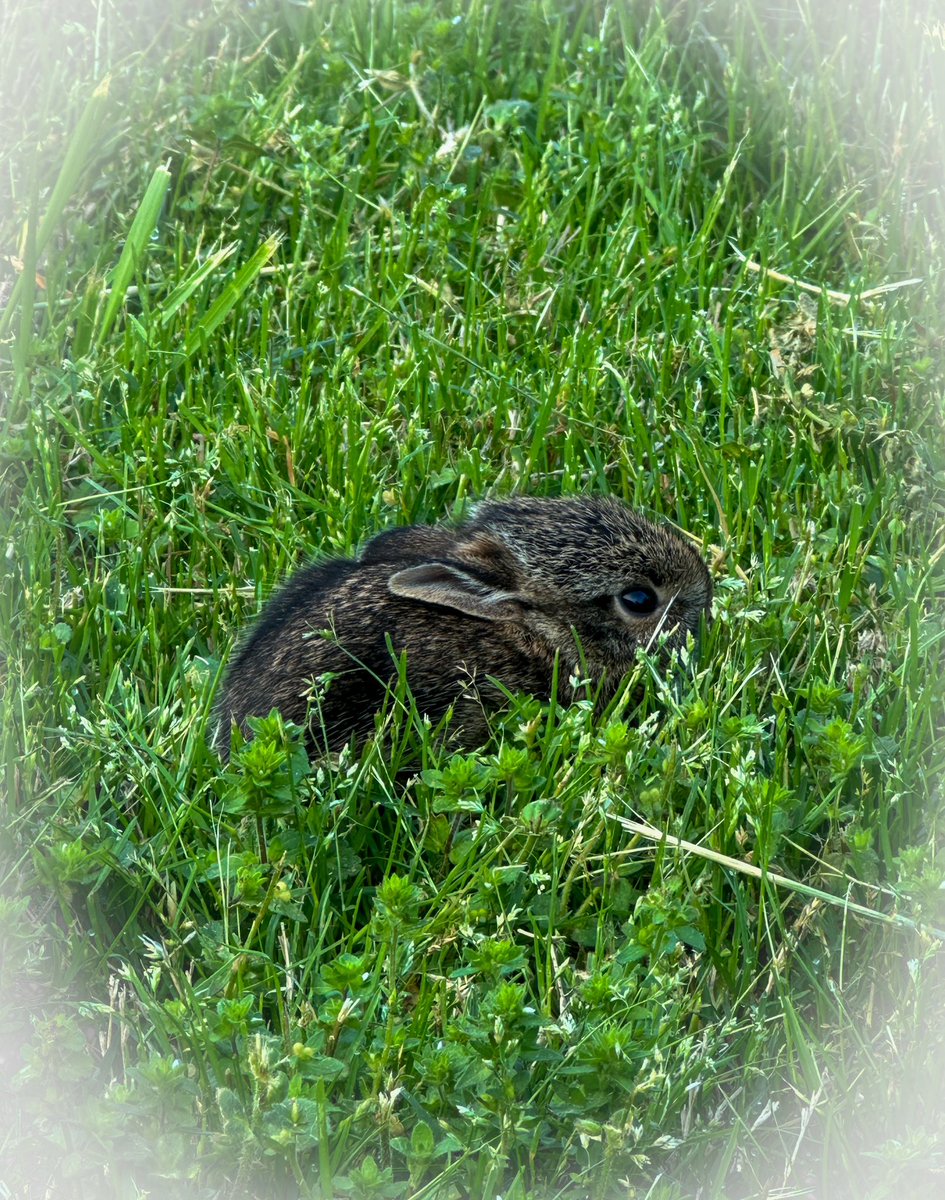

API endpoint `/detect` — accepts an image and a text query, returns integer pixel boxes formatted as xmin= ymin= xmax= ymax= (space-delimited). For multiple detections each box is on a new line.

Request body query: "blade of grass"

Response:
xmin=183 ymin=233 xmax=280 ymax=358
xmin=96 ymin=163 xmax=172 ymax=345
xmin=11 ymin=181 xmax=39 ymax=397
xmin=0 ymin=74 xmax=112 ymax=339
xmin=158 ymin=241 xmax=237 ymax=328
xmin=610 ymin=814 xmax=945 ymax=940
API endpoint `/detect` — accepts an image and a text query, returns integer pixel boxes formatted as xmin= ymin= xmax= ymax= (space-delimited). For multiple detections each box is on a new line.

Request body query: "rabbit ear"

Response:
xmin=387 ymin=562 xmax=523 ymax=622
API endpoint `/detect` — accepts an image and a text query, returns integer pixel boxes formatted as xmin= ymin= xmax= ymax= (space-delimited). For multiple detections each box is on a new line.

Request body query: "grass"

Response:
xmin=1 ymin=0 xmax=944 ymax=1196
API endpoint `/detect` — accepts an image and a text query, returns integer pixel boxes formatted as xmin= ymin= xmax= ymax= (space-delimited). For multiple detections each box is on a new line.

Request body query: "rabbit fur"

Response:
xmin=213 ymin=496 xmax=712 ymax=758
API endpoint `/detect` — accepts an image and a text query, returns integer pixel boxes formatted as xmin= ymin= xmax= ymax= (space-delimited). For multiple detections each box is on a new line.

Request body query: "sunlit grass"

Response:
xmin=1 ymin=1 xmax=944 ymax=1197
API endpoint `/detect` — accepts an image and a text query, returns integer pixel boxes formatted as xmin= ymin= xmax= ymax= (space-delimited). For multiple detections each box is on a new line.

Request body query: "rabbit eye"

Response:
xmin=619 ymin=587 xmax=659 ymax=616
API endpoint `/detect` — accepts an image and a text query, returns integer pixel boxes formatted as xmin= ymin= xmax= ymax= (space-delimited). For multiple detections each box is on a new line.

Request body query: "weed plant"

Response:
xmin=1 ymin=1 xmax=944 ymax=1197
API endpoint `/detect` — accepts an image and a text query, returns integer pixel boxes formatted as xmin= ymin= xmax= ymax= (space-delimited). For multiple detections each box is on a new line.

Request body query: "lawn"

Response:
xmin=1 ymin=1 xmax=944 ymax=1197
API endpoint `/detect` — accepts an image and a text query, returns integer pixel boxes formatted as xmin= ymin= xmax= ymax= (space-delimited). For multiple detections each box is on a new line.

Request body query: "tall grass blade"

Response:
xmin=0 ymin=74 xmax=112 ymax=338
xmin=158 ymin=242 xmax=237 ymax=328
xmin=183 ymin=234 xmax=280 ymax=358
xmin=96 ymin=164 xmax=172 ymax=345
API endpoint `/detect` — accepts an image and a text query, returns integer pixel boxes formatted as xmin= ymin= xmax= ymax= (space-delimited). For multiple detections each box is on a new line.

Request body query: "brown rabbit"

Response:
xmin=213 ymin=496 xmax=713 ymax=758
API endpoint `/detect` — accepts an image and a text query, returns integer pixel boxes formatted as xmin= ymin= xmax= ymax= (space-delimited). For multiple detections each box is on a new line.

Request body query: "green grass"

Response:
xmin=1 ymin=1 xmax=944 ymax=1197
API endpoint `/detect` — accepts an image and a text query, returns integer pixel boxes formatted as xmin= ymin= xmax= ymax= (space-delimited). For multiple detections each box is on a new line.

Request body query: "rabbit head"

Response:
xmin=387 ymin=495 xmax=713 ymax=684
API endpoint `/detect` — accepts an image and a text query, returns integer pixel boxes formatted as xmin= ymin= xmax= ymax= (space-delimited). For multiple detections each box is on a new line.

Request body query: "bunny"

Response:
xmin=213 ymin=496 xmax=713 ymax=759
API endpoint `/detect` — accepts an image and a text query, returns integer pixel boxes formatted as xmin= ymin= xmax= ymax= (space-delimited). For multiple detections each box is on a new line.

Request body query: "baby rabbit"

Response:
xmin=213 ymin=496 xmax=712 ymax=758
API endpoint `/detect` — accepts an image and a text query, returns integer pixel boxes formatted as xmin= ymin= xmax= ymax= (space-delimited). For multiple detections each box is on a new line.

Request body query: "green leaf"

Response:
xmin=1 ymin=76 xmax=113 ymax=338
xmin=184 ymin=233 xmax=280 ymax=357
xmin=97 ymin=164 xmax=172 ymax=344
xmin=158 ymin=241 xmax=237 ymax=327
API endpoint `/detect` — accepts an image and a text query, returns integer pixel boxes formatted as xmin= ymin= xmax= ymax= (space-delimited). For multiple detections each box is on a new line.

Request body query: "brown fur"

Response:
xmin=213 ymin=496 xmax=713 ymax=758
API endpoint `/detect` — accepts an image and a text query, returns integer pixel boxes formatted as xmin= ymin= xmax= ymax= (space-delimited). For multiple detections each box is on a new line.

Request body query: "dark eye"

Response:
xmin=619 ymin=586 xmax=659 ymax=616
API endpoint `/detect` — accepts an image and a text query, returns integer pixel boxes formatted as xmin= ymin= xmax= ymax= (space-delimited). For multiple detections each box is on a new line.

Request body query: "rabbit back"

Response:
xmin=214 ymin=539 xmax=553 ymax=757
